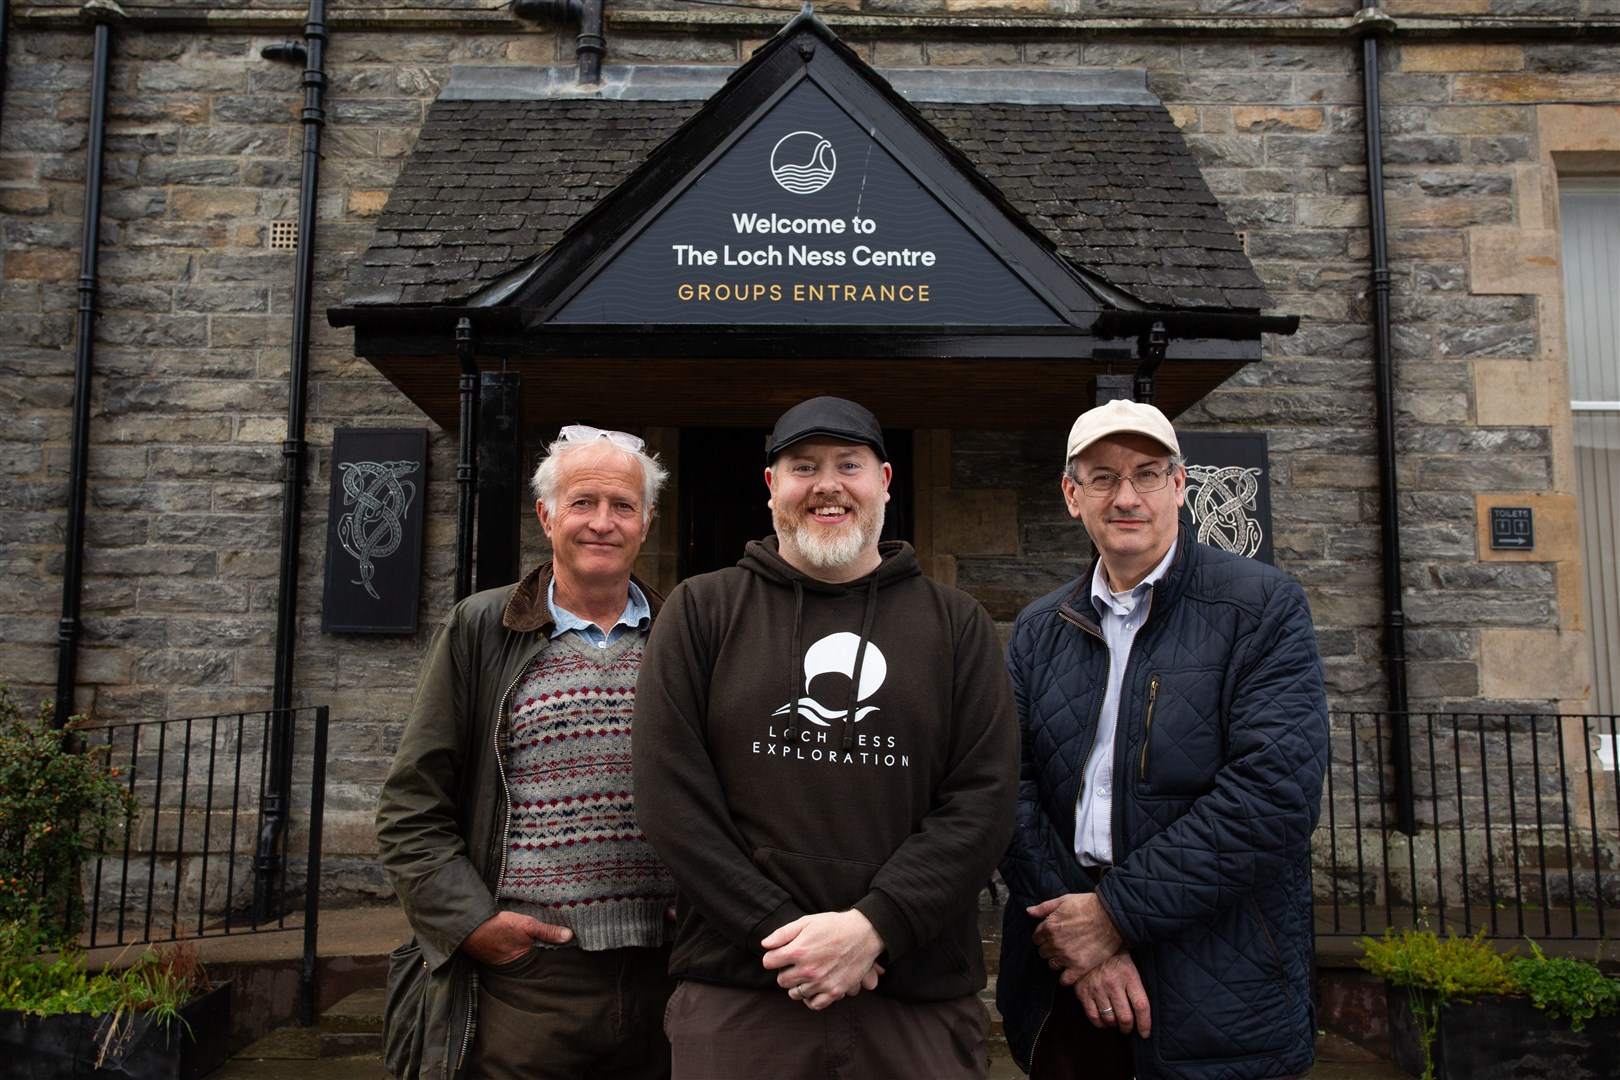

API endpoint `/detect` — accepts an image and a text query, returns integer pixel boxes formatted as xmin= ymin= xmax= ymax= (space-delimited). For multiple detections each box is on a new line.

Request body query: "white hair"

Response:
xmin=531 ymin=436 xmax=668 ymax=526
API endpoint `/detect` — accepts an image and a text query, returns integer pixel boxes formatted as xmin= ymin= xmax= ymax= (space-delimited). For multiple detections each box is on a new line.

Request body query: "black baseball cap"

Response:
xmin=765 ymin=396 xmax=888 ymax=464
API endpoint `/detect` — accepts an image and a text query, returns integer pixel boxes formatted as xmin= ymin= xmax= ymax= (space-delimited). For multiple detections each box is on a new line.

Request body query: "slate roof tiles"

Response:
xmin=344 ymin=96 xmax=1270 ymax=313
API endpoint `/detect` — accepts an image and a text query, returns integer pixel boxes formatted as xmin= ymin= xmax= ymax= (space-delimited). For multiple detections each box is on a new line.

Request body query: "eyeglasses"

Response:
xmin=558 ymin=425 xmax=644 ymax=453
xmin=1075 ymin=467 xmax=1174 ymax=498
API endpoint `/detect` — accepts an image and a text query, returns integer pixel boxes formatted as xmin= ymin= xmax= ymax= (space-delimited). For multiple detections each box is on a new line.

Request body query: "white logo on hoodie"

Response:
xmin=772 ymin=632 xmax=886 ymax=726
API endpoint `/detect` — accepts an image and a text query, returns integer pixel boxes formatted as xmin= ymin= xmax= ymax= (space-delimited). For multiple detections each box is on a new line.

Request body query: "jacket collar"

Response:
xmin=501 ymin=560 xmax=665 ymax=634
xmin=1059 ymin=521 xmax=1194 ymax=630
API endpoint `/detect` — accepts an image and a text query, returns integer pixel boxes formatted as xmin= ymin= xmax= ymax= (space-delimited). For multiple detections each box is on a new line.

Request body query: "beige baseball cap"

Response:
xmin=1065 ymin=399 xmax=1180 ymax=462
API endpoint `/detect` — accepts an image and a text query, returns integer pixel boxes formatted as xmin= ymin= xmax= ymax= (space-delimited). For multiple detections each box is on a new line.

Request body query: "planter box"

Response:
xmin=1387 ymin=983 xmax=1620 ymax=1080
xmin=0 ymin=981 xmax=230 ymax=1079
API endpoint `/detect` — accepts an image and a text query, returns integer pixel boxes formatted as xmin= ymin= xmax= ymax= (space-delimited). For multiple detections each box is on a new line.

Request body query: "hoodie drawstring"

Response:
xmin=783 ymin=578 xmax=807 ymax=741
xmin=841 ymin=577 xmax=880 ymax=752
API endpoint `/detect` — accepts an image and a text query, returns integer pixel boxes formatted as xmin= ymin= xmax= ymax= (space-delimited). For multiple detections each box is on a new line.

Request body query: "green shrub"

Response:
xmin=1359 ymin=926 xmax=1518 ymax=1000
xmin=1509 ymin=940 xmax=1620 ymax=1033
xmin=0 ymin=685 xmax=135 ymax=944
xmin=1360 ymin=927 xmax=1619 ymax=1080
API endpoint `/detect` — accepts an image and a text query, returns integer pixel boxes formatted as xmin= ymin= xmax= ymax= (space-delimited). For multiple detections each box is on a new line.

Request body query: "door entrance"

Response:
xmin=677 ymin=427 xmax=913 ymax=580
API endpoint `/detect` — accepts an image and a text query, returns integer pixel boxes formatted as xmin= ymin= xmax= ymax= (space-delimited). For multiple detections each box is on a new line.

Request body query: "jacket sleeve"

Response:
xmin=374 ymin=610 xmax=500 ymax=972
xmin=632 ymin=582 xmax=808 ymax=954
xmin=1098 ymin=577 xmax=1329 ymax=947
xmin=853 ymin=599 xmax=1020 ymax=962
xmin=998 ymin=611 xmax=1092 ymax=910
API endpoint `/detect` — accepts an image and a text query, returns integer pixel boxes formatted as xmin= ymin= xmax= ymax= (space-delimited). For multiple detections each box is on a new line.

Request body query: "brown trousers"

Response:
xmin=664 ymin=979 xmax=991 ymax=1080
xmin=467 ymin=943 xmax=675 ymax=1080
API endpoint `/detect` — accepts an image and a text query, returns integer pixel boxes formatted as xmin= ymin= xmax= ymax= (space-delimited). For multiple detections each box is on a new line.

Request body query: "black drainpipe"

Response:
xmin=257 ymin=0 xmax=328 ymax=920
xmin=54 ymin=0 xmax=122 ymax=724
xmin=1356 ymin=6 xmax=1415 ymax=835
xmin=454 ymin=318 xmax=478 ymax=603
xmin=511 ymin=0 xmax=605 ymax=85
xmin=1132 ymin=322 xmax=1169 ymax=406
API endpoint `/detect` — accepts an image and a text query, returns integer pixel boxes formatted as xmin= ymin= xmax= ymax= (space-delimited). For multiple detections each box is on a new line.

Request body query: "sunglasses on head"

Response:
xmin=559 ymin=425 xmax=644 ymax=453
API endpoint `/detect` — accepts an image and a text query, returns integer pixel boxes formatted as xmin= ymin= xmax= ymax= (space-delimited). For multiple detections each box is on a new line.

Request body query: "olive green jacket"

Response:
xmin=374 ymin=562 xmax=661 ymax=1079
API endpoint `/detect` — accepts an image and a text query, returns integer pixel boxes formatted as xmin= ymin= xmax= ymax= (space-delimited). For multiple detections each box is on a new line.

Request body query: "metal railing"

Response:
xmin=66 ymin=706 xmax=330 ymax=1022
xmin=1314 ymin=711 xmax=1620 ymax=944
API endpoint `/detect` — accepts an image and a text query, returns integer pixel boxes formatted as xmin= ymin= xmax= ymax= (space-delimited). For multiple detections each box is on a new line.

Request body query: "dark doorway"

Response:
xmin=677 ymin=427 xmax=913 ymax=580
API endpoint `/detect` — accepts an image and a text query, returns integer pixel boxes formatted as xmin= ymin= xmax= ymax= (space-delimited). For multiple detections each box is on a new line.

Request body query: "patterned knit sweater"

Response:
xmin=497 ymin=631 xmax=674 ymax=951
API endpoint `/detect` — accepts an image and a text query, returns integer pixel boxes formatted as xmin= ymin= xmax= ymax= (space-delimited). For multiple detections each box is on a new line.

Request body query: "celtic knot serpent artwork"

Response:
xmin=337 ymin=459 xmax=420 ymax=600
xmin=1185 ymin=463 xmax=1264 ymax=558
xmin=322 ymin=428 xmax=427 ymax=634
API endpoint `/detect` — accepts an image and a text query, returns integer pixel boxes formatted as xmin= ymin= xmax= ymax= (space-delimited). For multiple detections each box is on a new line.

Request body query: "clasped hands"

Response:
xmin=1028 ymin=892 xmax=1152 ymax=1037
xmin=761 ymin=910 xmax=885 ymax=1011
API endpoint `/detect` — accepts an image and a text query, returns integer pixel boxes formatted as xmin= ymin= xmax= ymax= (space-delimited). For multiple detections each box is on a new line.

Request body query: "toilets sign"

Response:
xmin=556 ymin=82 xmax=1060 ymax=326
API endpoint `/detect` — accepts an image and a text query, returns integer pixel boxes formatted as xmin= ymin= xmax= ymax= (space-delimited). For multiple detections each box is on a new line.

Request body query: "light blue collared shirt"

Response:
xmin=546 ymin=577 xmax=650 ymax=648
xmin=1074 ymin=537 xmax=1178 ymax=866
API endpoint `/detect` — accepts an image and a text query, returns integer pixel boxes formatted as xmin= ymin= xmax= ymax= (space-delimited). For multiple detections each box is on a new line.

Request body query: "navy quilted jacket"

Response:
xmin=996 ymin=528 xmax=1327 ymax=1079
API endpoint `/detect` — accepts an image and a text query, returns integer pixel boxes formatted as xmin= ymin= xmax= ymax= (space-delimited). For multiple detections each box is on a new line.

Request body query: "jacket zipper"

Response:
xmin=455 ymin=982 xmax=476 ymax=1075
xmin=489 ymin=669 xmax=523 ymax=892
xmin=455 ymin=665 xmax=529 ymax=1073
xmin=1249 ymin=896 xmax=1292 ymax=997
xmin=1023 ymin=984 xmax=1059 ymax=1074
xmin=1137 ymin=674 xmax=1161 ymax=781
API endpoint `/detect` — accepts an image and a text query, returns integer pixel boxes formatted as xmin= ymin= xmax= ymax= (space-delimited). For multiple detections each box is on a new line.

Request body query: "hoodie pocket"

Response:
xmin=753 ymin=847 xmax=881 ymax=914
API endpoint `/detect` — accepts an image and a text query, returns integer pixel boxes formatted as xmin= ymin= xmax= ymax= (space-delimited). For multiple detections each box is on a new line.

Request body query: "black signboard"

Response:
xmin=321 ymin=428 xmax=427 ymax=634
xmin=1177 ymin=432 xmax=1274 ymax=566
xmin=1489 ymin=506 xmax=1534 ymax=550
xmin=558 ymin=80 xmax=1063 ymax=326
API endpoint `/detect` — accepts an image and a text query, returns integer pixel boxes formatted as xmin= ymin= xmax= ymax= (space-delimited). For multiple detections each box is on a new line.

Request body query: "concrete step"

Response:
xmin=318 ymin=987 xmax=385 ymax=1059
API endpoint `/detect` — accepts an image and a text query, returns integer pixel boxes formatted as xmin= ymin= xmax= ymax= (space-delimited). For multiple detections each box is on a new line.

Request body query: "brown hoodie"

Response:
xmin=632 ymin=538 xmax=1017 ymax=1001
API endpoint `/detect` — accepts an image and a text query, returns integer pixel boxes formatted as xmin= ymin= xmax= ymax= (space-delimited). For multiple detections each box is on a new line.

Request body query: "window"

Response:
xmin=1560 ymin=178 xmax=1620 ymax=714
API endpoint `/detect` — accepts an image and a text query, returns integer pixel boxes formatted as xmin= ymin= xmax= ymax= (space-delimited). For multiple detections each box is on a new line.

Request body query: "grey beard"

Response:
xmin=774 ymin=503 xmax=885 ymax=574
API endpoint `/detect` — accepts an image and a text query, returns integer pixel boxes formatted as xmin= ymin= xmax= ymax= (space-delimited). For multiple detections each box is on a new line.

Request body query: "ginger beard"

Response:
xmin=772 ymin=488 xmax=887 ymax=575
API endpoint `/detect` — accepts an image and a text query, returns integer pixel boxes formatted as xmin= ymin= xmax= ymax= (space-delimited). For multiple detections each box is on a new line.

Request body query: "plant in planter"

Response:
xmin=0 ymin=921 xmax=228 ymax=1077
xmin=0 ymin=684 xmax=134 ymax=942
xmin=1360 ymin=926 xmax=1620 ymax=1080
xmin=0 ymin=685 xmax=231 ymax=1078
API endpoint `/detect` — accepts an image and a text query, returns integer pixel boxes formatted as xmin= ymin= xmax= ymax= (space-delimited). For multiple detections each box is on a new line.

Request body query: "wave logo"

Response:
xmin=772 ymin=632 xmax=886 ymax=726
xmin=770 ymin=130 xmax=837 ymax=194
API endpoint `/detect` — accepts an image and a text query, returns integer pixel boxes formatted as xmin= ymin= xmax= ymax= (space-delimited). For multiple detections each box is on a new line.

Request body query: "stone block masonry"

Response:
xmin=1 ymin=2 xmax=1612 ymax=900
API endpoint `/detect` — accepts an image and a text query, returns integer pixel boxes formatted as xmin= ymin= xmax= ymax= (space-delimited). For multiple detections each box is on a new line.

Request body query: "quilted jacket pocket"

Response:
xmin=1133 ymin=669 xmax=1224 ymax=798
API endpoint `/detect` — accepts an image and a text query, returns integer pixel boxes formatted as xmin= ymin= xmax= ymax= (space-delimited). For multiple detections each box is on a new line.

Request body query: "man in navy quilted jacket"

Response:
xmin=997 ymin=399 xmax=1329 ymax=1080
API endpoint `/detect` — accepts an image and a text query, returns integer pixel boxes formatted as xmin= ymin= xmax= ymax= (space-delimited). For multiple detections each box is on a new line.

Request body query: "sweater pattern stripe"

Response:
xmin=498 ymin=632 xmax=672 ymax=950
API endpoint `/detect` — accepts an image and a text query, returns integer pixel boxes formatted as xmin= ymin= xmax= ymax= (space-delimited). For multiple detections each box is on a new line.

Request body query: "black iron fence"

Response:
xmin=66 ymin=706 xmax=329 ymax=1019
xmin=1315 ymin=711 xmax=1620 ymax=943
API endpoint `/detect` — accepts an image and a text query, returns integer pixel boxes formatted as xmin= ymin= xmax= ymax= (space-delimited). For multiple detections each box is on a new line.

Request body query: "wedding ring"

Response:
xmin=1100 ymin=1006 xmax=1115 ymax=1014
xmin=1048 ymin=958 xmax=1060 ymax=970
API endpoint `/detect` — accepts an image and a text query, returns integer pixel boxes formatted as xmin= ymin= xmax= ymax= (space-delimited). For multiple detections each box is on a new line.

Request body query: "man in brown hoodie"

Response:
xmin=634 ymin=396 xmax=1019 ymax=1080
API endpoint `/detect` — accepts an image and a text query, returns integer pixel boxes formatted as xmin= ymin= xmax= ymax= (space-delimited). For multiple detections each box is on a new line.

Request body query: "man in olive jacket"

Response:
xmin=376 ymin=427 xmax=675 ymax=1080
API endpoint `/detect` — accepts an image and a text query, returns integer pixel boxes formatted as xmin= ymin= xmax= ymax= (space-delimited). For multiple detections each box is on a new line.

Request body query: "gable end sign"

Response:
xmin=557 ymin=81 xmax=1064 ymax=327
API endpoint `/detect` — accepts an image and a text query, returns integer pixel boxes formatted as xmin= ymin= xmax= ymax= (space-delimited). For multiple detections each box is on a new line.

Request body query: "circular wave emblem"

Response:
xmin=770 ymin=130 xmax=837 ymax=194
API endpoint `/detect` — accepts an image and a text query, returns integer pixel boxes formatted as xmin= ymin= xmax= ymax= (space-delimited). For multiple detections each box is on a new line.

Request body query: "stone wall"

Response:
xmin=2 ymin=1 xmax=1614 ymax=899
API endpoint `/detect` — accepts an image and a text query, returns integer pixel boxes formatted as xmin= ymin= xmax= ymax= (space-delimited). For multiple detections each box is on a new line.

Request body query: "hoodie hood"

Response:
xmin=737 ymin=537 xmax=921 ymax=750
xmin=737 ymin=536 xmax=922 ymax=591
